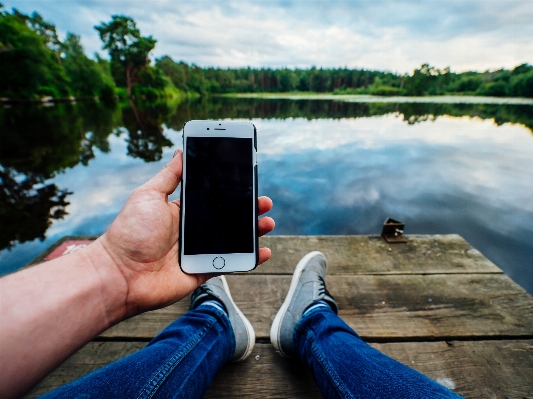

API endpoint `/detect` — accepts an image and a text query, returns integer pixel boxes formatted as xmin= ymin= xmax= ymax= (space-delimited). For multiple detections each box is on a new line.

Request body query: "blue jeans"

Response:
xmin=295 ymin=307 xmax=462 ymax=398
xmin=42 ymin=305 xmax=462 ymax=398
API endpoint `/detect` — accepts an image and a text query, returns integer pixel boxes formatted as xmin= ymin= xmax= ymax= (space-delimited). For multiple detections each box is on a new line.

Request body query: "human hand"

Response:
xmin=95 ymin=150 xmax=275 ymax=317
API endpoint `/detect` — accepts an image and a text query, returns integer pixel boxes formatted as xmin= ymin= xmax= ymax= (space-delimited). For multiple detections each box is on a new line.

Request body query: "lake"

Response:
xmin=1 ymin=96 xmax=532 ymax=293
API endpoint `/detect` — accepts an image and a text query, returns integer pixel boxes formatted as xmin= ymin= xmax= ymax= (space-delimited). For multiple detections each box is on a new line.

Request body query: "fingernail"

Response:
xmin=173 ymin=149 xmax=182 ymax=158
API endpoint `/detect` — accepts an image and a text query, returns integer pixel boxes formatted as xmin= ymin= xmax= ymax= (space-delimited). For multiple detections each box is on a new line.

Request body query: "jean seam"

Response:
xmin=307 ymin=329 xmax=355 ymax=399
xmin=135 ymin=315 xmax=218 ymax=399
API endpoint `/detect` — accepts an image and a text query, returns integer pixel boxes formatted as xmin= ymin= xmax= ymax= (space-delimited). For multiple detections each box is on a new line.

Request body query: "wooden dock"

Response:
xmin=23 ymin=235 xmax=533 ymax=398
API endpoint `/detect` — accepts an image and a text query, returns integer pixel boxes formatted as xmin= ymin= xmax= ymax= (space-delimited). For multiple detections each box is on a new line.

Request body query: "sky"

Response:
xmin=4 ymin=0 xmax=533 ymax=74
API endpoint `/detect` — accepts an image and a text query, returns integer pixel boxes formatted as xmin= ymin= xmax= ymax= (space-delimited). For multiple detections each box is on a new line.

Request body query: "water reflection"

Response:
xmin=0 ymin=102 xmax=114 ymax=249
xmin=0 ymin=168 xmax=70 ymax=250
xmin=0 ymin=99 xmax=175 ymax=249
xmin=202 ymin=98 xmax=533 ymax=134
xmin=256 ymin=117 xmax=533 ymax=295
xmin=0 ymin=98 xmax=532 ymax=294
xmin=123 ymin=101 xmax=174 ymax=162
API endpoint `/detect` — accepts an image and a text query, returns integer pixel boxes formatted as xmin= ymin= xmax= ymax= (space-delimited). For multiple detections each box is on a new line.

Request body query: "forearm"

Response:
xmin=0 ymin=239 xmax=128 ymax=398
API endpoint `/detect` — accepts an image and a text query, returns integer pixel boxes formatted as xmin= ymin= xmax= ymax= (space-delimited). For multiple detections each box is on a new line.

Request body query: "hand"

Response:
xmin=96 ymin=150 xmax=275 ymax=317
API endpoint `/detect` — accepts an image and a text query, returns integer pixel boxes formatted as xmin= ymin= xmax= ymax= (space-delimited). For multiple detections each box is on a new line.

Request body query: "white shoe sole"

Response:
xmin=219 ymin=276 xmax=256 ymax=362
xmin=269 ymin=251 xmax=327 ymax=357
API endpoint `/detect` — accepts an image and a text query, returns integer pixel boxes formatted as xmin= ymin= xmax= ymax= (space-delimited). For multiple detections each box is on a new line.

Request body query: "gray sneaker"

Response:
xmin=270 ymin=251 xmax=338 ymax=357
xmin=190 ymin=276 xmax=255 ymax=362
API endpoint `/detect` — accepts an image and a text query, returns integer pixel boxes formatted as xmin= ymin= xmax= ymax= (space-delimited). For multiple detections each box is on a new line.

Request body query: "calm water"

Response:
xmin=1 ymin=98 xmax=532 ymax=293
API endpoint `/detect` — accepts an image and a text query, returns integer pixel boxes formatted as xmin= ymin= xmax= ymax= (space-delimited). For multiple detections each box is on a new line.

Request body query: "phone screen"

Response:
xmin=184 ymin=136 xmax=254 ymax=255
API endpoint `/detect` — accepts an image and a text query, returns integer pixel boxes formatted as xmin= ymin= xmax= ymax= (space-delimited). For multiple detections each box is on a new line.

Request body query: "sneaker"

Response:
xmin=190 ymin=276 xmax=255 ymax=362
xmin=270 ymin=251 xmax=338 ymax=357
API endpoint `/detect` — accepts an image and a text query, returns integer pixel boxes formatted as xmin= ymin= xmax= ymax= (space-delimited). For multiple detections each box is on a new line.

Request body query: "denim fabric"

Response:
xmin=40 ymin=304 xmax=233 ymax=399
xmin=41 ymin=305 xmax=464 ymax=399
xmin=294 ymin=307 xmax=463 ymax=399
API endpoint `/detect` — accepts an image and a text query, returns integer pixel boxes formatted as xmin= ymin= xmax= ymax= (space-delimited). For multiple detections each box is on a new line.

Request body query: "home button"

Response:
xmin=213 ymin=256 xmax=225 ymax=270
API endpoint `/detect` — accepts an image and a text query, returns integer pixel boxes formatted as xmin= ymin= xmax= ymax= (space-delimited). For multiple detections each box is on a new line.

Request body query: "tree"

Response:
xmin=95 ymin=15 xmax=156 ymax=95
xmin=508 ymin=64 xmax=533 ymax=98
xmin=156 ymin=56 xmax=188 ymax=91
xmin=0 ymin=7 xmax=70 ymax=98
xmin=20 ymin=10 xmax=62 ymax=64
xmin=62 ymin=33 xmax=116 ymax=98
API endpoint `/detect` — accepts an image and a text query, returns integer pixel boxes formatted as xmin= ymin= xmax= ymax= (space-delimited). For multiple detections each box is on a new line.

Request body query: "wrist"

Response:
xmin=81 ymin=238 xmax=130 ymax=325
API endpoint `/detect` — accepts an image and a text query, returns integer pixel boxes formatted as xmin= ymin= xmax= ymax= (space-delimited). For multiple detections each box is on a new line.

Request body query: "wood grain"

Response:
xmin=373 ymin=340 xmax=533 ymax=399
xmin=256 ymin=235 xmax=502 ymax=275
xmin=100 ymin=274 xmax=533 ymax=340
xmin=23 ymin=341 xmax=533 ymax=399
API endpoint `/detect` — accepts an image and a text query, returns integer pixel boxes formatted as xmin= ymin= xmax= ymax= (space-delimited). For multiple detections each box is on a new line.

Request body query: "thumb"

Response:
xmin=143 ymin=150 xmax=183 ymax=195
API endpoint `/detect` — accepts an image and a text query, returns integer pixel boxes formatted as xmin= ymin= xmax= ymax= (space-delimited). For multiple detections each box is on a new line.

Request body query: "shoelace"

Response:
xmin=192 ymin=285 xmax=214 ymax=304
xmin=317 ymin=275 xmax=334 ymax=300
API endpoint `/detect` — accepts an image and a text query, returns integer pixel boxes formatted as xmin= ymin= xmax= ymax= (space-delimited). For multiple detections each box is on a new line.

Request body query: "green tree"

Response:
xmin=0 ymin=7 xmax=70 ymax=98
xmin=404 ymin=64 xmax=438 ymax=96
xmin=19 ymin=10 xmax=62 ymax=64
xmin=62 ymin=33 xmax=116 ymax=98
xmin=95 ymin=15 xmax=156 ymax=95
xmin=156 ymin=56 xmax=188 ymax=91
xmin=508 ymin=64 xmax=533 ymax=98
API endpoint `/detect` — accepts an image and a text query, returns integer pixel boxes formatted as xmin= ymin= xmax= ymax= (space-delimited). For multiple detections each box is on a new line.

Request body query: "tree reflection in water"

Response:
xmin=1 ymin=97 xmax=532 ymax=252
xmin=0 ymin=99 xmax=173 ymax=249
xmin=0 ymin=168 xmax=70 ymax=249
xmin=123 ymin=100 xmax=173 ymax=162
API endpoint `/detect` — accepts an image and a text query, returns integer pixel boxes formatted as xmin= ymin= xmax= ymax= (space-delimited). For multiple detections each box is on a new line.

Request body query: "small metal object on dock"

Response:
xmin=381 ymin=217 xmax=407 ymax=243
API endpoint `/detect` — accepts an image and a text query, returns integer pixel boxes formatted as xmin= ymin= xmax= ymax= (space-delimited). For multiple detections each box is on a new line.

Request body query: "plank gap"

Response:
xmin=362 ymin=335 xmax=533 ymax=344
xmin=237 ymin=271 xmax=504 ymax=276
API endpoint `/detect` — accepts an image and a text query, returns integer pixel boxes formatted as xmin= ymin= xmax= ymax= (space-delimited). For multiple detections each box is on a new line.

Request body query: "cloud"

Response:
xmin=3 ymin=0 xmax=533 ymax=72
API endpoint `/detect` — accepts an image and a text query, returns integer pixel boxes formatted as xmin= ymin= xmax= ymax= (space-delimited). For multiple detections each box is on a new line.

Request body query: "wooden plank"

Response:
xmin=25 ymin=235 xmax=502 ymax=275
xmin=256 ymin=235 xmax=502 ymax=275
xmin=373 ymin=340 xmax=533 ymax=399
xmin=228 ymin=274 xmax=533 ymax=340
xmin=205 ymin=345 xmax=320 ymax=398
xmin=100 ymin=274 xmax=533 ymax=340
xmin=23 ymin=341 xmax=533 ymax=399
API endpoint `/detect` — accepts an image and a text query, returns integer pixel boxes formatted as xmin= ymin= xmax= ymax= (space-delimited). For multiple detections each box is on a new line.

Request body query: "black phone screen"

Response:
xmin=184 ymin=136 xmax=254 ymax=255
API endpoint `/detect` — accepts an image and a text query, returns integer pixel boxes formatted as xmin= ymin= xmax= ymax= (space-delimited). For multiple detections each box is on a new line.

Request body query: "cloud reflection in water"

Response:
xmin=254 ymin=116 xmax=533 ymax=292
xmin=1 ymin=114 xmax=532 ymax=293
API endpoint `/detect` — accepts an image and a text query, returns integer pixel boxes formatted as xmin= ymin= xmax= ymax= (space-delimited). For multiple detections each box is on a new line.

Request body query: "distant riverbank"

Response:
xmin=224 ymin=93 xmax=533 ymax=105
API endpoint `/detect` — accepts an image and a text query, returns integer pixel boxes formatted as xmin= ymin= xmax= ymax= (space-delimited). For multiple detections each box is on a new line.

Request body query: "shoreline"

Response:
xmin=222 ymin=93 xmax=533 ymax=105
xmin=2 ymin=93 xmax=532 ymax=106
xmin=0 ymin=92 xmax=193 ymax=105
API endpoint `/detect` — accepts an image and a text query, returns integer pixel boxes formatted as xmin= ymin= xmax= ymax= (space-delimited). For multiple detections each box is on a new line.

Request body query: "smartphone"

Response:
xmin=179 ymin=120 xmax=258 ymax=274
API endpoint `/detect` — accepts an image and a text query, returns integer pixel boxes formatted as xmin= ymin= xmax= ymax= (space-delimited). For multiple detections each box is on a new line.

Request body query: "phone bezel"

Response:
xmin=179 ymin=120 xmax=258 ymax=274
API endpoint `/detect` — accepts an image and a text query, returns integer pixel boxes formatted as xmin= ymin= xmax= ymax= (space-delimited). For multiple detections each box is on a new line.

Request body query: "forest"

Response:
xmin=1 ymin=7 xmax=533 ymax=100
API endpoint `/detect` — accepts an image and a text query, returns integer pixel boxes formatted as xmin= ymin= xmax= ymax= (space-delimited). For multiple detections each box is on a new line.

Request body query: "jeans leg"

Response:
xmin=294 ymin=308 xmax=463 ymax=399
xmin=41 ymin=304 xmax=234 ymax=399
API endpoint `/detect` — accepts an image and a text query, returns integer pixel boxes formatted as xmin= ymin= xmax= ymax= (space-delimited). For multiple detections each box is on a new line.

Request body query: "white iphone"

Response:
xmin=179 ymin=120 xmax=258 ymax=274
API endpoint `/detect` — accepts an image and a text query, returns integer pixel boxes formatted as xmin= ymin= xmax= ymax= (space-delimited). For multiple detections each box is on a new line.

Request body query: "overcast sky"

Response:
xmin=4 ymin=0 xmax=533 ymax=73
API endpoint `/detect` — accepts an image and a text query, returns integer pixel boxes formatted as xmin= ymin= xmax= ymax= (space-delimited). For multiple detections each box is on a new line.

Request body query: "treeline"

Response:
xmin=1 ymin=7 xmax=532 ymax=100
xmin=157 ymin=59 xmax=533 ymax=98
